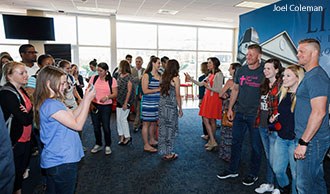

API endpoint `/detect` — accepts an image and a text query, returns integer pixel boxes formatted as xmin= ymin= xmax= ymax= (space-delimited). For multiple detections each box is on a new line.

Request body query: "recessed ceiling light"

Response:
xmin=76 ymin=6 xmax=117 ymax=14
xmin=202 ymin=17 xmax=234 ymax=23
xmin=235 ymin=1 xmax=271 ymax=9
xmin=157 ymin=9 xmax=178 ymax=15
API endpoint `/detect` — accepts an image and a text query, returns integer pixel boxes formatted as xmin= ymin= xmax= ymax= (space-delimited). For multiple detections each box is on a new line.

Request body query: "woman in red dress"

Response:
xmin=185 ymin=57 xmax=223 ymax=151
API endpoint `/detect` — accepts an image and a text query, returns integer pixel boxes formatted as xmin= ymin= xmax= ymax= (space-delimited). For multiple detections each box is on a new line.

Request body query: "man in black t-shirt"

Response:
xmin=217 ymin=44 xmax=264 ymax=186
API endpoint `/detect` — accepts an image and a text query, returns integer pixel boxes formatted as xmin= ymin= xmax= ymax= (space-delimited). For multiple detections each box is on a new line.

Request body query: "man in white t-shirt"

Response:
xmin=19 ymin=44 xmax=39 ymax=77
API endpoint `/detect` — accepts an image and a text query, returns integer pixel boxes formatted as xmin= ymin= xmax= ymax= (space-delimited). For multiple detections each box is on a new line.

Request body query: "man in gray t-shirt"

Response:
xmin=217 ymin=44 xmax=264 ymax=186
xmin=294 ymin=39 xmax=330 ymax=194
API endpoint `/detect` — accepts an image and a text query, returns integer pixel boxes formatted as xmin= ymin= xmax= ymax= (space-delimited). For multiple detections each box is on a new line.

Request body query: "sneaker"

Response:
xmin=83 ymin=146 xmax=87 ymax=152
xmin=272 ymin=189 xmax=280 ymax=194
xmin=31 ymin=149 xmax=39 ymax=156
xmin=23 ymin=168 xmax=30 ymax=179
xmin=255 ymin=184 xmax=274 ymax=193
xmin=242 ymin=175 xmax=258 ymax=186
xmin=91 ymin=145 xmax=102 ymax=153
xmin=217 ymin=169 xmax=239 ymax=179
xmin=105 ymin=146 xmax=112 ymax=155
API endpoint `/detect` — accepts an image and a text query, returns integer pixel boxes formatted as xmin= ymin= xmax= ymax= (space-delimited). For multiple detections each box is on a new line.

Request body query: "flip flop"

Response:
xmin=162 ymin=153 xmax=178 ymax=161
xmin=144 ymin=147 xmax=158 ymax=153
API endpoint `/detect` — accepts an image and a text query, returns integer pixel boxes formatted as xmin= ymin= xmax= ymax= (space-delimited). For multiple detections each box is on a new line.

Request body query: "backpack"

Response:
xmin=0 ymin=86 xmax=21 ymax=134
xmin=93 ymin=75 xmax=113 ymax=94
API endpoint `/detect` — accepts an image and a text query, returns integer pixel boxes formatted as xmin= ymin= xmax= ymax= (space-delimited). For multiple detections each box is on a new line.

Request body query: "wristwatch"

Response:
xmin=298 ymin=138 xmax=309 ymax=146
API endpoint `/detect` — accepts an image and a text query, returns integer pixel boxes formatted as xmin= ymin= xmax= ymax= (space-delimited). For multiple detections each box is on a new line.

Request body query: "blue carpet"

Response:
xmin=23 ymin=108 xmax=330 ymax=194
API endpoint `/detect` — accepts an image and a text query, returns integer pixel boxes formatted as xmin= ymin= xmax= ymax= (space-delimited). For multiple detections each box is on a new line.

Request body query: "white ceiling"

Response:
xmin=1 ymin=0 xmax=279 ymax=28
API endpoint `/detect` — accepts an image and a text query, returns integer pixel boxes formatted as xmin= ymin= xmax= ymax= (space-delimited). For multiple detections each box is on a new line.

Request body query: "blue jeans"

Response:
xmin=259 ymin=127 xmax=277 ymax=185
xmin=228 ymin=112 xmax=262 ymax=177
xmin=45 ymin=162 xmax=78 ymax=194
xmin=273 ymin=137 xmax=297 ymax=194
xmin=296 ymin=137 xmax=330 ymax=194
xmin=91 ymin=104 xmax=112 ymax=146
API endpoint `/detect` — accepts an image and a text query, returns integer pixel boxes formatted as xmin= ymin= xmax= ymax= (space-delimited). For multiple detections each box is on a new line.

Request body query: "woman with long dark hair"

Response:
xmin=185 ymin=57 xmax=223 ymax=151
xmin=255 ymin=58 xmax=283 ymax=194
xmin=158 ymin=59 xmax=183 ymax=160
xmin=141 ymin=57 xmax=161 ymax=152
xmin=89 ymin=62 xmax=118 ymax=155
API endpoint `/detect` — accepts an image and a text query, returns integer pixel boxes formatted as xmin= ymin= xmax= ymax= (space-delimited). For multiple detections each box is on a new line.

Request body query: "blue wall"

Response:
xmin=238 ymin=0 xmax=330 ymax=76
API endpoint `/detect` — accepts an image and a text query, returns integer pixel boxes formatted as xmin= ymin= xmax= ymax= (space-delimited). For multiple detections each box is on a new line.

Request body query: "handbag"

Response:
xmin=221 ymin=101 xmax=235 ymax=127
xmin=89 ymin=102 xmax=98 ymax=114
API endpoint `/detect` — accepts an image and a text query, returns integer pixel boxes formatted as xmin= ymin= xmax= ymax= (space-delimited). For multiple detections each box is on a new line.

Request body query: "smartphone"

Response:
xmin=90 ymin=84 xmax=94 ymax=91
xmin=273 ymin=113 xmax=280 ymax=119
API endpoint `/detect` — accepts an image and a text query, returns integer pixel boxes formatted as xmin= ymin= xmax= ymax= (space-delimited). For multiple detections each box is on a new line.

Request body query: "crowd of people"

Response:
xmin=0 ymin=38 xmax=329 ymax=194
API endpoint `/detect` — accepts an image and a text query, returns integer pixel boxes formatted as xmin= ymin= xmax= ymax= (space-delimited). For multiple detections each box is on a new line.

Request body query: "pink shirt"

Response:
xmin=89 ymin=75 xmax=117 ymax=105
xmin=18 ymin=90 xmax=32 ymax=142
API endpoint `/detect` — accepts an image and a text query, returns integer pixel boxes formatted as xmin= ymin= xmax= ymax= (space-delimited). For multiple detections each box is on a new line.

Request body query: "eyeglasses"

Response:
xmin=25 ymin=51 xmax=38 ymax=55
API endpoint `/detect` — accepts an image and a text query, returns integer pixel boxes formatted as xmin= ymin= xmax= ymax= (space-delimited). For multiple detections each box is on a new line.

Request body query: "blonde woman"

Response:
xmin=270 ymin=65 xmax=304 ymax=194
xmin=0 ymin=61 xmax=33 ymax=194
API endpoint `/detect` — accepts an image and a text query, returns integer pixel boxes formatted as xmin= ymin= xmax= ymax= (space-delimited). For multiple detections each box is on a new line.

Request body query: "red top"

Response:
xmin=18 ymin=90 xmax=32 ymax=142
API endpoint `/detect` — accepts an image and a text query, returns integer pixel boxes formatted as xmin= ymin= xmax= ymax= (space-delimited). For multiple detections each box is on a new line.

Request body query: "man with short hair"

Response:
xmin=19 ymin=44 xmax=39 ymax=77
xmin=131 ymin=56 xmax=145 ymax=132
xmin=113 ymin=54 xmax=133 ymax=79
xmin=294 ymin=38 xmax=330 ymax=194
xmin=126 ymin=54 xmax=133 ymax=68
xmin=159 ymin=56 xmax=169 ymax=74
xmin=217 ymin=44 xmax=264 ymax=186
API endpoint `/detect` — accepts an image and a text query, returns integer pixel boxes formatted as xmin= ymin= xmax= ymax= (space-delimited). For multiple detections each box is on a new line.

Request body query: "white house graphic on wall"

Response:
xmin=260 ymin=31 xmax=299 ymax=67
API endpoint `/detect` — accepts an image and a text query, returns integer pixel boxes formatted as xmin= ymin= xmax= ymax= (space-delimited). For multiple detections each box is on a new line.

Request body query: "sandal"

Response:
xmin=144 ymin=147 xmax=158 ymax=153
xmin=162 ymin=153 xmax=178 ymax=161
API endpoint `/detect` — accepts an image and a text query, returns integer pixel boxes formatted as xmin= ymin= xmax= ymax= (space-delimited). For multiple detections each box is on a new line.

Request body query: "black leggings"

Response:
xmin=13 ymin=141 xmax=31 ymax=191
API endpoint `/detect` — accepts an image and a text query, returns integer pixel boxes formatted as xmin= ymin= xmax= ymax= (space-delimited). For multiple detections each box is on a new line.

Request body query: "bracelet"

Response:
xmin=298 ymin=138 xmax=309 ymax=146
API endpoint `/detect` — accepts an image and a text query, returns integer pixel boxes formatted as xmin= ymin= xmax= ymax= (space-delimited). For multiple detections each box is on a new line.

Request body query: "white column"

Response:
xmin=26 ymin=10 xmax=45 ymax=55
xmin=110 ymin=14 xmax=117 ymax=72
xmin=233 ymin=28 xmax=239 ymax=62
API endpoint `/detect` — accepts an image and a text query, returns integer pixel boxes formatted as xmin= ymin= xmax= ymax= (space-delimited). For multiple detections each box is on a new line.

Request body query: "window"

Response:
xmin=0 ymin=45 xmax=21 ymax=61
xmin=78 ymin=47 xmax=111 ymax=73
xmin=45 ymin=14 xmax=77 ymax=45
xmin=198 ymin=28 xmax=233 ymax=51
xmin=117 ymin=49 xmax=157 ymax=68
xmin=159 ymin=25 xmax=197 ymax=50
xmin=117 ymin=22 xmax=157 ymax=49
xmin=158 ymin=50 xmax=196 ymax=78
xmin=78 ymin=17 xmax=110 ymax=46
